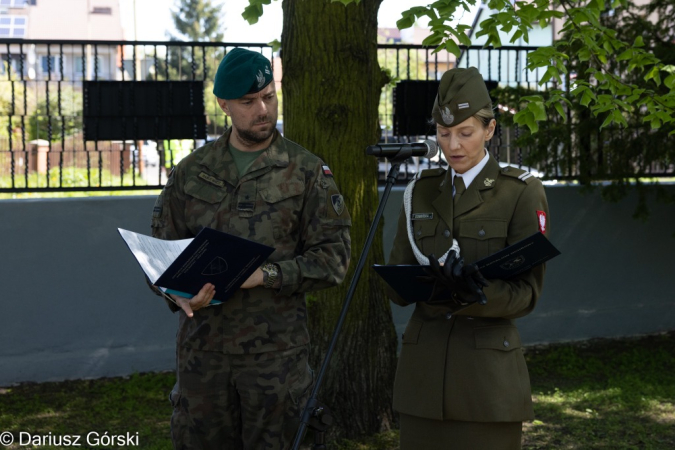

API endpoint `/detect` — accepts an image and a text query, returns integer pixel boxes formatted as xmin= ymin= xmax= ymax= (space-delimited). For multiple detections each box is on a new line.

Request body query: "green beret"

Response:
xmin=432 ymin=67 xmax=492 ymax=127
xmin=213 ymin=48 xmax=273 ymax=100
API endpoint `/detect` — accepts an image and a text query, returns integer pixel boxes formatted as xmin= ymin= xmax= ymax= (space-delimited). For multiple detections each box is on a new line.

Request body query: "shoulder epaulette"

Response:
xmin=499 ymin=165 xmax=536 ymax=184
xmin=418 ymin=168 xmax=446 ymax=179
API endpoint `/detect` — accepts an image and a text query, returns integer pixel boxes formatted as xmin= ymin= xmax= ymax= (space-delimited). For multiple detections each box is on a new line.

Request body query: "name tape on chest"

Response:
xmin=199 ymin=172 xmax=225 ymax=187
xmin=412 ymin=213 xmax=434 ymax=220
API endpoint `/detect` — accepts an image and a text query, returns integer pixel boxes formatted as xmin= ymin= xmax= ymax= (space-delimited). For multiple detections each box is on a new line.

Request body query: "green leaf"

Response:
xmin=634 ymin=35 xmax=645 ymax=48
xmin=528 ymin=101 xmax=547 ymax=121
xmin=554 ymin=102 xmax=566 ymax=121
xmin=664 ymin=74 xmax=675 ymax=90
xmin=268 ymin=39 xmax=281 ymax=53
xmin=396 ymin=16 xmax=415 ymax=30
xmin=581 ymin=91 xmax=594 ymax=107
xmin=443 ymin=40 xmax=461 ymax=58
xmin=600 ymin=113 xmax=614 ymax=129
xmin=242 ymin=3 xmax=263 ymax=25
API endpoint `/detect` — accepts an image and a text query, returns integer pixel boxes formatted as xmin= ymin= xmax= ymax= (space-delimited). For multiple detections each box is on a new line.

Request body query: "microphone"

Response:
xmin=366 ymin=139 xmax=438 ymax=160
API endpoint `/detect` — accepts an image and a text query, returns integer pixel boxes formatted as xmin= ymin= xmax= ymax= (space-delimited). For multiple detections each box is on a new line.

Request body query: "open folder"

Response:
xmin=119 ymin=227 xmax=275 ymax=305
xmin=373 ymin=232 xmax=560 ymax=304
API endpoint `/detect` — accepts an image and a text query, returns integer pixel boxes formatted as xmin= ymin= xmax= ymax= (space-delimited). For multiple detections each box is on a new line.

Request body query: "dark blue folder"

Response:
xmin=156 ymin=227 xmax=275 ymax=303
xmin=374 ymin=232 xmax=560 ymax=303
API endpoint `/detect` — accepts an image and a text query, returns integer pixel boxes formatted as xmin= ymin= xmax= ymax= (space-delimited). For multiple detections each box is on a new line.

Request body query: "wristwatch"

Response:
xmin=261 ymin=263 xmax=279 ymax=289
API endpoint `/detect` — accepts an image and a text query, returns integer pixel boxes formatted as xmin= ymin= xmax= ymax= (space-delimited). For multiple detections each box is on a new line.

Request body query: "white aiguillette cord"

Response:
xmin=403 ymin=173 xmax=460 ymax=266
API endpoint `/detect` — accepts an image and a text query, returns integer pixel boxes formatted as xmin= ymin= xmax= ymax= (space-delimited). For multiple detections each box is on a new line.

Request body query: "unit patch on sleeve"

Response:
xmin=322 ymin=165 xmax=334 ymax=177
xmin=331 ymin=194 xmax=345 ymax=216
xmin=537 ymin=210 xmax=547 ymax=234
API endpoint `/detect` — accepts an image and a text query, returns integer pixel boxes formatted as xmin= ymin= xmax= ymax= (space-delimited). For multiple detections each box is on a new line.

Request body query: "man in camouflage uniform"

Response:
xmin=150 ymin=48 xmax=352 ymax=449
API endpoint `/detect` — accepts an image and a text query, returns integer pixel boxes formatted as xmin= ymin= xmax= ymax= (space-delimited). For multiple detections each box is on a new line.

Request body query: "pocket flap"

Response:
xmin=474 ymin=325 xmax=522 ymax=351
xmin=259 ymin=181 xmax=305 ymax=203
xmin=460 ymin=219 xmax=507 ymax=241
xmin=413 ymin=220 xmax=437 ymax=240
xmin=185 ymin=178 xmax=227 ymax=204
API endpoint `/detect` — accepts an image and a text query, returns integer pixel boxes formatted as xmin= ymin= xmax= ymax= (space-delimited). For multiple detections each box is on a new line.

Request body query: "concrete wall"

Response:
xmin=1 ymin=185 xmax=674 ymax=386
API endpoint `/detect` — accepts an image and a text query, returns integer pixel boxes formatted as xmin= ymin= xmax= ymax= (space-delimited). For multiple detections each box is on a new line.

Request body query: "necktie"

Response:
xmin=454 ymin=175 xmax=466 ymax=205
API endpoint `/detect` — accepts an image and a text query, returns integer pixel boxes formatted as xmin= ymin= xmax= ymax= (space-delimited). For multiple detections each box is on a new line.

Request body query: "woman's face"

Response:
xmin=437 ymin=116 xmax=496 ymax=174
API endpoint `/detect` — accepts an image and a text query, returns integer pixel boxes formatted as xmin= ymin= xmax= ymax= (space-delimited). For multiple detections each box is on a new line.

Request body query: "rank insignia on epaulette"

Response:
xmin=322 ymin=165 xmax=334 ymax=177
xmin=331 ymin=194 xmax=345 ymax=215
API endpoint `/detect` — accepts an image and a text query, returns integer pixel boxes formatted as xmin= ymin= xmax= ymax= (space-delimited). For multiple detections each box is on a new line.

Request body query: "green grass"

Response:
xmin=1 ymin=332 xmax=673 ymax=449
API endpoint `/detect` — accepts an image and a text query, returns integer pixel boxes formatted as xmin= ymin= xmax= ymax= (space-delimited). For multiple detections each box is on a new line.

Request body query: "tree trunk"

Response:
xmin=281 ymin=0 xmax=397 ymax=440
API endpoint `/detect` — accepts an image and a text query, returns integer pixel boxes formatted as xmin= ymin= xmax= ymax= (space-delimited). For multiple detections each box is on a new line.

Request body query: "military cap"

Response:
xmin=213 ymin=48 xmax=273 ymax=100
xmin=432 ymin=67 xmax=492 ymax=127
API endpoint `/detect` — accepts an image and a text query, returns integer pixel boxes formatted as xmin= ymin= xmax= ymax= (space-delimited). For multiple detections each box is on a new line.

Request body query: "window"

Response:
xmin=0 ymin=15 xmax=27 ymax=37
xmin=0 ymin=0 xmax=27 ymax=8
xmin=40 ymin=55 xmax=63 ymax=74
xmin=91 ymin=7 xmax=112 ymax=14
xmin=75 ymin=56 xmax=102 ymax=77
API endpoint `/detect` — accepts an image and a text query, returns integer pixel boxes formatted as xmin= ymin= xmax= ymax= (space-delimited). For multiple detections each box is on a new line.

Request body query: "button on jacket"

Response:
xmin=387 ymin=155 xmax=550 ymax=422
xmin=151 ymin=128 xmax=352 ymax=354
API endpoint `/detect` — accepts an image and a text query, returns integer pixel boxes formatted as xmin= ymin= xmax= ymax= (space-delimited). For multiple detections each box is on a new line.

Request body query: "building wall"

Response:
xmin=25 ymin=0 xmax=123 ymax=40
xmin=1 ymin=185 xmax=674 ymax=386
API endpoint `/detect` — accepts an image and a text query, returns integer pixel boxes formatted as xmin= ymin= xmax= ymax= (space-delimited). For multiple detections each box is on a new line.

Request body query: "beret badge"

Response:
xmin=441 ymin=107 xmax=454 ymax=125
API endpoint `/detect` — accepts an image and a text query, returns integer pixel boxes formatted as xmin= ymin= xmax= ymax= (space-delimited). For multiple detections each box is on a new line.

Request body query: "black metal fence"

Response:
xmin=0 ymin=39 xmax=276 ymax=192
xmin=1 ymin=39 xmax=670 ymax=192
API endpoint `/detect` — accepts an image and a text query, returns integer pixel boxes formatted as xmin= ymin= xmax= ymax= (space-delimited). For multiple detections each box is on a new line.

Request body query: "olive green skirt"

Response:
xmin=399 ymin=414 xmax=522 ymax=450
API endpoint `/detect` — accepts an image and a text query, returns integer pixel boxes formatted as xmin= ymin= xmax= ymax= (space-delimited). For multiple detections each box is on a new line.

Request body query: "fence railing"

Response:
xmin=0 ymin=39 xmax=276 ymax=192
xmin=2 ymin=39 xmax=671 ymax=192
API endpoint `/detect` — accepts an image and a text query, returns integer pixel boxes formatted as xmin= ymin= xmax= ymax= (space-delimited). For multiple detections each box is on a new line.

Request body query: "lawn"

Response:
xmin=1 ymin=331 xmax=673 ymax=449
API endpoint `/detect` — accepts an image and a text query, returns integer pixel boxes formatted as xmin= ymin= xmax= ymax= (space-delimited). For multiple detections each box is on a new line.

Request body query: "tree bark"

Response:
xmin=281 ymin=0 xmax=397 ymax=440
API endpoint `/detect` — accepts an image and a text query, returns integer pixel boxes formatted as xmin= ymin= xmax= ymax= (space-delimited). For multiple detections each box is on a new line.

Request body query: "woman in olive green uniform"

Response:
xmin=386 ymin=67 xmax=550 ymax=449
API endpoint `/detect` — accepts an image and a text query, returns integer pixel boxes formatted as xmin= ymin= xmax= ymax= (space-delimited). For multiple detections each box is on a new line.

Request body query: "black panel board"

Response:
xmin=84 ymin=81 xmax=206 ymax=140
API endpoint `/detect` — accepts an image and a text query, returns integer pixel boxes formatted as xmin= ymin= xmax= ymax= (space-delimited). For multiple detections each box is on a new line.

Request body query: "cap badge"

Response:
xmin=441 ymin=106 xmax=454 ymax=125
xmin=256 ymin=70 xmax=265 ymax=88
xmin=484 ymin=178 xmax=495 ymax=187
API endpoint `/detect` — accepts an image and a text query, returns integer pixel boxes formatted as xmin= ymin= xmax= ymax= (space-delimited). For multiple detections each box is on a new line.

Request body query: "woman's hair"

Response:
xmin=474 ymin=105 xmax=495 ymax=128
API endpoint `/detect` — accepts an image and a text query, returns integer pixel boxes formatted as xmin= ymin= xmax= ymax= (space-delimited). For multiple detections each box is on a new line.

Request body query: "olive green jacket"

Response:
xmin=387 ymin=155 xmax=549 ymax=422
xmin=151 ymin=129 xmax=352 ymax=354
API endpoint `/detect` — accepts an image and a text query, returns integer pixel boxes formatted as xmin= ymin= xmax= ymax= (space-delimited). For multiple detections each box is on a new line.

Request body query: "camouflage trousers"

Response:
xmin=170 ymin=344 xmax=314 ymax=450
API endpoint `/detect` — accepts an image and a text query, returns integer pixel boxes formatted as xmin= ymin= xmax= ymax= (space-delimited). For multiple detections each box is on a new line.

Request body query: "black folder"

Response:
xmin=374 ymin=232 xmax=560 ymax=303
xmin=155 ymin=228 xmax=275 ymax=301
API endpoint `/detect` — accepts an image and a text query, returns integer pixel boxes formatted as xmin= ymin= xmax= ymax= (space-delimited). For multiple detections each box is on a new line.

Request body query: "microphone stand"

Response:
xmin=291 ymin=148 xmax=416 ymax=450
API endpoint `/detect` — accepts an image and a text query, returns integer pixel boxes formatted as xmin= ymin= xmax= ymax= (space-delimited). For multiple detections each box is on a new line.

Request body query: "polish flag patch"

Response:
xmin=537 ymin=210 xmax=547 ymax=234
xmin=322 ymin=165 xmax=333 ymax=177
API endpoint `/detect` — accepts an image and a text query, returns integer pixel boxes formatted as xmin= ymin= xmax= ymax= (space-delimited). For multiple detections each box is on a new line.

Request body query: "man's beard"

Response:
xmin=237 ymin=118 xmax=276 ymax=145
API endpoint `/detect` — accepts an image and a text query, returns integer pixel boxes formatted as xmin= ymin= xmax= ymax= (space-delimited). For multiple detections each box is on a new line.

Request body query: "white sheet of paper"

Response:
xmin=118 ymin=228 xmax=192 ymax=284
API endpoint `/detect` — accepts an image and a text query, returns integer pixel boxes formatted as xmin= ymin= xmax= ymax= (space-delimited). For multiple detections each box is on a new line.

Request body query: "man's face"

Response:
xmin=217 ymin=83 xmax=279 ymax=146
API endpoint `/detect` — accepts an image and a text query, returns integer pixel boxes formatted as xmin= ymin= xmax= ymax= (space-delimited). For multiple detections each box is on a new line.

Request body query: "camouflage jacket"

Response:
xmin=151 ymin=128 xmax=352 ymax=354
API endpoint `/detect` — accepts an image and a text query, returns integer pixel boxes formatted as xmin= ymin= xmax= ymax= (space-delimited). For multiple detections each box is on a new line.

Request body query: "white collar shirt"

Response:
xmin=452 ymin=149 xmax=490 ymax=193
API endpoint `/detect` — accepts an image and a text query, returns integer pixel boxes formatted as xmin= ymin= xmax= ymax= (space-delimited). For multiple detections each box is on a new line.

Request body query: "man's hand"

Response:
xmin=240 ymin=268 xmax=264 ymax=289
xmin=171 ymin=283 xmax=216 ymax=318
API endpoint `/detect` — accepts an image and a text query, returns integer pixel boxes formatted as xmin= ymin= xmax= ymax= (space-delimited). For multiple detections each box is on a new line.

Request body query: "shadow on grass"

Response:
xmin=523 ymin=331 xmax=675 ymax=450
